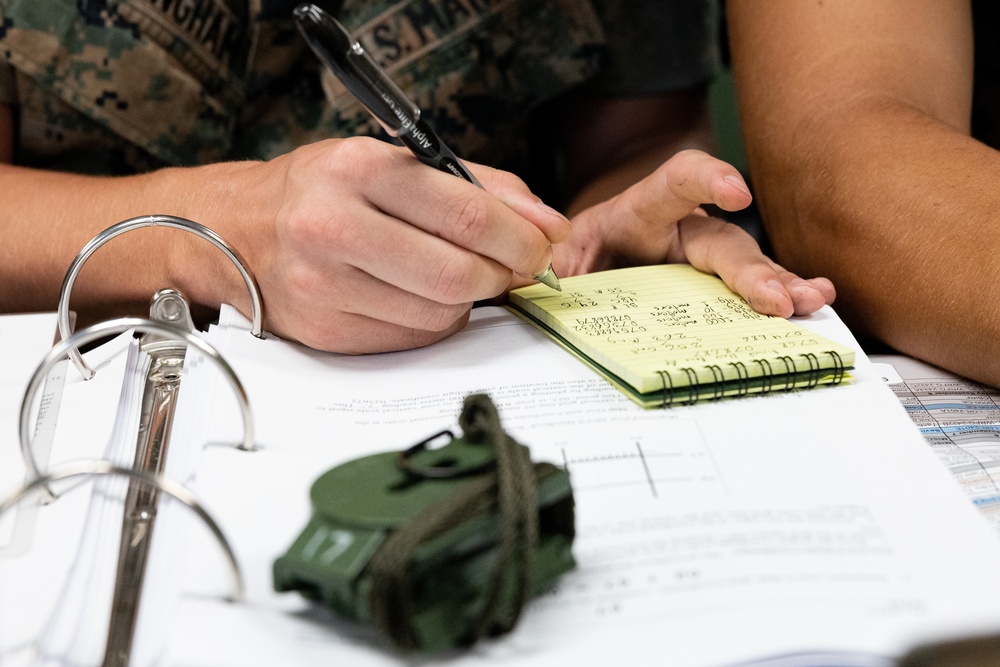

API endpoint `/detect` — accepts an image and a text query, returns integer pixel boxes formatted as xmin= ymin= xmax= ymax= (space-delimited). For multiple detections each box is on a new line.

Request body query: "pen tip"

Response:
xmin=534 ymin=265 xmax=562 ymax=291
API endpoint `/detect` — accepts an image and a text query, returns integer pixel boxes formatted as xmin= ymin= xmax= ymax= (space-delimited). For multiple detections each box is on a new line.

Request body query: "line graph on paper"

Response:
xmin=529 ymin=421 xmax=728 ymax=501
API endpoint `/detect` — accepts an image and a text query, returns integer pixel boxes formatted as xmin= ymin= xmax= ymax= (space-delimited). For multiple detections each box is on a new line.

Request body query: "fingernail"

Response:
xmin=761 ymin=279 xmax=794 ymax=318
xmin=723 ymin=174 xmax=752 ymax=198
xmin=537 ymin=199 xmax=569 ymax=221
xmin=766 ymin=279 xmax=786 ymax=294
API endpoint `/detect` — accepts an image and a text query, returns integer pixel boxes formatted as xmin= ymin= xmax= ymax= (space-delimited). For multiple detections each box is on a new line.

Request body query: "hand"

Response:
xmin=552 ymin=149 xmax=835 ymax=317
xmin=181 ymin=137 xmax=570 ymax=353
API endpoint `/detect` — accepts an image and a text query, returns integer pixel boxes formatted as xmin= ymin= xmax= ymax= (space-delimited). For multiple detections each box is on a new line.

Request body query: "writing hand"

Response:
xmin=183 ymin=137 xmax=569 ymax=353
xmin=552 ymin=149 xmax=835 ymax=317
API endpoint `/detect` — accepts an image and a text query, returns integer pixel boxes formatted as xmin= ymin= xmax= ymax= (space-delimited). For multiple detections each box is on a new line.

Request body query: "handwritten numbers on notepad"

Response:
xmin=508 ymin=265 xmax=855 ymax=402
xmin=556 ymin=285 xmax=783 ymax=364
xmin=560 ymin=291 xmax=806 ymax=366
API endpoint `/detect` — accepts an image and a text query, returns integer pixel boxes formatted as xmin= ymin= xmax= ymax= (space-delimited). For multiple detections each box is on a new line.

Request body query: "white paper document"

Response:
xmin=143 ymin=306 xmax=1000 ymax=667
xmin=0 ymin=326 xmax=141 ymax=667
xmin=873 ymin=355 xmax=1000 ymax=534
xmin=0 ymin=312 xmax=62 ymax=553
xmin=6 ymin=306 xmax=1000 ymax=667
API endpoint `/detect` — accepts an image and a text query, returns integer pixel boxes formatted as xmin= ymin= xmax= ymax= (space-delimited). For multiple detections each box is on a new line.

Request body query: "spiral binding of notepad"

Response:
xmin=0 ymin=215 xmax=262 ymax=666
xmin=654 ymin=350 xmax=847 ymax=407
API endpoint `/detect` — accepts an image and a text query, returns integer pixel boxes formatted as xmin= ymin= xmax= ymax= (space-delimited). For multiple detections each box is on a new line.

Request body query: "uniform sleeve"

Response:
xmin=589 ymin=0 xmax=722 ymax=95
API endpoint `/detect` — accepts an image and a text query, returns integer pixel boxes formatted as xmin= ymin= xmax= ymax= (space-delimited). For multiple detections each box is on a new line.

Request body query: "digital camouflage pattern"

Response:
xmin=0 ymin=0 xmax=721 ymax=175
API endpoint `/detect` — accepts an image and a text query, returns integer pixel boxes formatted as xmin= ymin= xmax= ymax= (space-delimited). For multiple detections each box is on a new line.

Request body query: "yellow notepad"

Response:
xmin=507 ymin=265 xmax=854 ymax=408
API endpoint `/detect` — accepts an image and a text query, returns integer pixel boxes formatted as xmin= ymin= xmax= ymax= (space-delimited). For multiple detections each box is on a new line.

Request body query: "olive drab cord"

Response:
xmin=366 ymin=394 xmax=539 ymax=649
xmin=462 ymin=394 xmax=538 ymax=639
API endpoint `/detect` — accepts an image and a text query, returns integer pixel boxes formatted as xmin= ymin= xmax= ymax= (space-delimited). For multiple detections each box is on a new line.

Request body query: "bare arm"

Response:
xmin=552 ymin=89 xmax=835 ymax=317
xmin=727 ymin=0 xmax=1000 ymax=386
xmin=0 ymin=104 xmax=568 ymax=352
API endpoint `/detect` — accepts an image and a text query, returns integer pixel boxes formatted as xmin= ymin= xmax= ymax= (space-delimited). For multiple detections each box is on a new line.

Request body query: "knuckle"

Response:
xmin=660 ymin=151 xmax=687 ymax=177
xmin=323 ymin=136 xmax=385 ymax=171
xmin=489 ymin=168 xmax=530 ymax=195
xmin=714 ymin=220 xmax=754 ymax=246
xmin=281 ymin=261 xmax=325 ymax=299
xmin=701 ymin=217 xmax=745 ymax=237
xmin=513 ymin=238 xmax=545 ymax=277
xmin=280 ymin=204 xmax=323 ymax=246
xmin=442 ymin=193 xmax=489 ymax=247
xmin=413 ymin=300 xmax=467 ymax=332
xmin=671 ymin=147 xmax=707 ymax=162
xmin=288 ymin=137 xmax=389 ymax=191
xmin=426 ymin=253 xmax=477 ymax=304
xmin=282 ymin=202 xmax=354 ymax=253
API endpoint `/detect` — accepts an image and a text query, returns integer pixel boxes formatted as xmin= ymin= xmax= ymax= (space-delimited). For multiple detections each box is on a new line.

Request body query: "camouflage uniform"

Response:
xmin=0 ymin=0 xmax=721 ymax=181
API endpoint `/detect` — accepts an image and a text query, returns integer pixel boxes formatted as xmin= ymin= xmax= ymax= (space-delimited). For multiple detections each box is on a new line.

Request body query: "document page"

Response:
xmin=136 ymin=307 xmax=1000 ymax=667
xmin=873 ymin=354 xmax=1000 ymax=533
xmin=0 ymin=331 xmax=140 ymax=667
xmin=0 ymin=312 xmax=61 ymax=552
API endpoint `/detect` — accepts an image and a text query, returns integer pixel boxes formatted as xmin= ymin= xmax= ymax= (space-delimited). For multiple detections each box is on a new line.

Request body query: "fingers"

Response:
xmin=472 ymin=163 xmax=573 ymax=245
xmin=254 ymin=137 xmax=569 ymax=353
xmin=284 ymin=193 xmax=513 ymax=305
xmin=542 ymin=146 xmax=833 ymax=321
xmin=264 ymin=258 xmax=473 ymax=353
xmin=676 ymin=215 xmax=836 ymax=317
xmin=778 ymin=274 xmax=836 ymax=316
xmin=360 ymin=142 xmax=568 ymax=282
xmin=618 ymin=149 xmax=753 ymax=226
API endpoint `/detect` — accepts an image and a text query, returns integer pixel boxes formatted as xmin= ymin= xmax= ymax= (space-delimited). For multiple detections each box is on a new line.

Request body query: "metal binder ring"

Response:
xmin=0 ymin=459 xmax=244 ymax=602
xmin=57 ymin=215 xmax=265 ymax=379
xmin=20 ymin=318 xmax=256 ymax=485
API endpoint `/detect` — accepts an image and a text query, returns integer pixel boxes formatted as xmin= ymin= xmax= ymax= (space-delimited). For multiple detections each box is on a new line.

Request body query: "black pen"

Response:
xmin=293 ymin=3 xmax=562 ymax=291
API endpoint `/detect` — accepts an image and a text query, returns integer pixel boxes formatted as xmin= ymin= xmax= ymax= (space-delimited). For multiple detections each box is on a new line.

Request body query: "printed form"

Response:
xmin=6 ymin=308 xmax=1000 ymax=667
xmin=137 ymin=306 xmax=1000 ymax=667
xmin=874 ymin=355 xmax=1000 ymax=533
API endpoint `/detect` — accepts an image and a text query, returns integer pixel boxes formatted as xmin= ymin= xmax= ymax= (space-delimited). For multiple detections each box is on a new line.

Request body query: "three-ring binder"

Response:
xmin=5 ymin=215 xmax=264 ymax=666
xmin=57 ymin=215 xmax=266 ymax=380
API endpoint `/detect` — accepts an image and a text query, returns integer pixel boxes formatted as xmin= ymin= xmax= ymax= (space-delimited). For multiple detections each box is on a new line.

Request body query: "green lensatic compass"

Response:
xmin=273 ymin=393 xmax=576 ymax=652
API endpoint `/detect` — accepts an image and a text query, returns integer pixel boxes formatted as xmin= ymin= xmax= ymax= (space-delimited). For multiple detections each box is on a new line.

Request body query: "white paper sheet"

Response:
xmin=873 ymin=355 xmax=1000 ymax=533
xmin=0 ymin=331 xmax=141 ymax=667
xmin=128 ymin=306 xmax=1000 ymax=667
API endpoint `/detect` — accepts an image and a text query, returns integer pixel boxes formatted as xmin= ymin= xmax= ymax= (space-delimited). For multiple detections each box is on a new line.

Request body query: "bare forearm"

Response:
xmin=0 ymin=161 xmax=261 ymax=320
xmin=0 ymin=135 xmax=573 ymax=352
xmin=725 ymin=0 xmax=1000 ymax=385
xmin=743 ymin=100 xmax=1000 ymax=387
